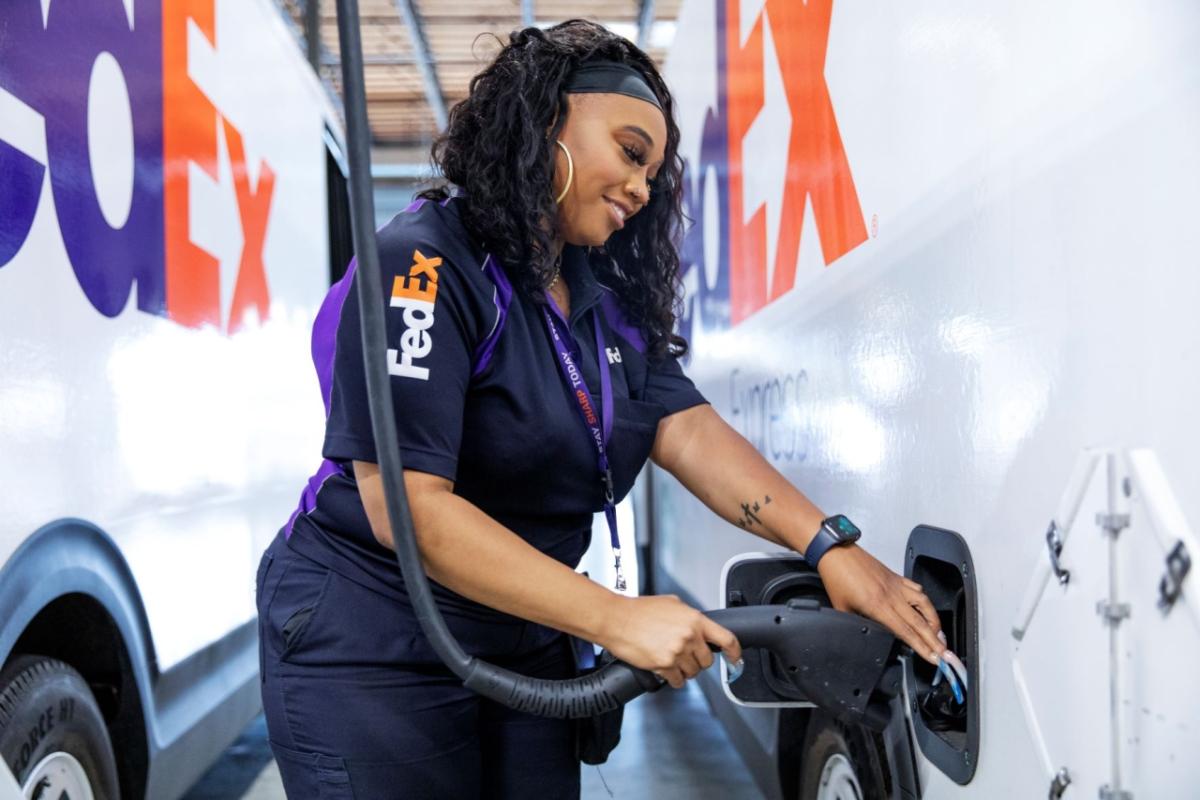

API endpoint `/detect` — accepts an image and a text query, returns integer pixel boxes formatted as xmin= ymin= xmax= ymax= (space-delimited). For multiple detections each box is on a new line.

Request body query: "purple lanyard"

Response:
xmin=540 ymin=293 xmax=627 ymax=593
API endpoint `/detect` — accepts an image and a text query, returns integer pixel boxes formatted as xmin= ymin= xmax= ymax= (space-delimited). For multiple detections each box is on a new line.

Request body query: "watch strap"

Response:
xmin=804 ymin=526 xmax=841 ymax=568
xmin=804 ymin=515 xmax=861 ymax=569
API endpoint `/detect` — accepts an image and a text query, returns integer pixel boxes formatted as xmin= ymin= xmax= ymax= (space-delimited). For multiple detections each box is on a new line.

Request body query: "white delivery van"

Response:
xmin=645 ymin=1 xmax=1200 ymax=798
xmin=0 ymin=1 xmax=347 ymax=796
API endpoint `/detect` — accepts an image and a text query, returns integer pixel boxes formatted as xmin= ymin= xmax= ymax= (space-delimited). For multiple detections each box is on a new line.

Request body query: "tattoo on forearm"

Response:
xmin=734 ymin=495 xmax=772 ymax=529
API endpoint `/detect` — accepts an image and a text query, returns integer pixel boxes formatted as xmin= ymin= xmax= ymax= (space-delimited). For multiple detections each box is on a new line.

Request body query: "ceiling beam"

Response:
xmin=637 ymin=0 xmax=656 ymax=50
xmin=391 ymin=0 xmax=448 ymax=131
xmin=322 ymin=53 xmax=421 ymax=66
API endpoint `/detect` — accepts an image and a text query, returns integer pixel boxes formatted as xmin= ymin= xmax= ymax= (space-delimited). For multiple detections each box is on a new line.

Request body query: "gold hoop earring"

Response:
xmin=554 ymin=139 xmax=574 ymax=205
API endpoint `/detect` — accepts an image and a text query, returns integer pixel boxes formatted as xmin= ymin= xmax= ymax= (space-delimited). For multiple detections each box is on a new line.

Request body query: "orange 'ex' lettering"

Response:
xmin=392 ymin=249 xmax=442 ymax=304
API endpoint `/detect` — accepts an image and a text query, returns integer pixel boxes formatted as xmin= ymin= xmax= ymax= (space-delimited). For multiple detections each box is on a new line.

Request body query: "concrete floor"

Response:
xmin=182 ymin=679 xmax=764 ymax=799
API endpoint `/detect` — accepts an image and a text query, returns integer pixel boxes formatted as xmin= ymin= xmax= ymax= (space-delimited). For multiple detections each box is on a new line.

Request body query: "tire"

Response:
xmin=798 ymin=712 xmax=887 ymax=800
xmin=0 ymin=655 xmax=120 ymax=800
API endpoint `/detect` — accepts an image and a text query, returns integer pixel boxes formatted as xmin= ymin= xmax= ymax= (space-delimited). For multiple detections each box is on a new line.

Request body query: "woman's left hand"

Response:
xmin=815 ymin=544 xmax=946 ymax=666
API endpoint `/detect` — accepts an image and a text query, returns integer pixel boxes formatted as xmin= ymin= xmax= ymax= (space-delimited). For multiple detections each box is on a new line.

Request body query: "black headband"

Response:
xmin=563 ymin=61 xmax=663 ymax=111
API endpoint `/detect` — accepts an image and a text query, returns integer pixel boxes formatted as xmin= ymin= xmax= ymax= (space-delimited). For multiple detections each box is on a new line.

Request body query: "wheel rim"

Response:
xmin=21 ymin=751 xmax=95 ymax=800
xmin=816 ymin=752 xmax=863 ymax=800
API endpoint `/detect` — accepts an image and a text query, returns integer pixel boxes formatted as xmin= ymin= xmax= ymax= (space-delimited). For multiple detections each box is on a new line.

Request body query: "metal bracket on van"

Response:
xmin=1048 ymin=767 xmax=1071 ymax=799
xmin=1098 ymin=784 xmax=1133 ymax=800
xmin=1157 ymin=540 xmax=1191 ymax=613
xmin=1095 ymin=512 xmax=1130 ymax=536
xmin=1045 ymin=521 xmax=1070 ymax=585
xmin=1096 ymin=600 xmax=1131 ymax=624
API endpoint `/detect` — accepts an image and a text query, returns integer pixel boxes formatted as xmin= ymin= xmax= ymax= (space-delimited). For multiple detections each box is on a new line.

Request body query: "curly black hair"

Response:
xmin=415 ymin=19 xmax=689 ymax=360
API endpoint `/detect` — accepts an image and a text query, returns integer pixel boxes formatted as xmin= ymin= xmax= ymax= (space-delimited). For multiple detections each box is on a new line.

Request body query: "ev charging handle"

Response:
xmin=332 ymin=0 xmax=899 ymax=722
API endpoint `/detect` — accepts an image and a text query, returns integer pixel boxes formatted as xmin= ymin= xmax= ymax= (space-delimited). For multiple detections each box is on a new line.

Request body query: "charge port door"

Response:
xmin=904 ymin=525 xmax=981 ymax=785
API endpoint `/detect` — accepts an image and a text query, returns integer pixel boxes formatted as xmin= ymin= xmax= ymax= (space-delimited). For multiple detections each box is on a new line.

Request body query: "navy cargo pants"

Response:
xmin=256 ymin=532 xmax=581 ymax=799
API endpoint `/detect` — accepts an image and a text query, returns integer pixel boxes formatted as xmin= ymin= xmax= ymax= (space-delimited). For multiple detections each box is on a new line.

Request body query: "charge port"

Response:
xmin=904 ymin=525 xmax=980 ymax=785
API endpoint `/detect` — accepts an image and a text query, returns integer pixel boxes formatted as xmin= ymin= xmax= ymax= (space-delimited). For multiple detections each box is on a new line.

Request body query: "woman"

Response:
xmin=257 ymin=19 xmax=947 ymax=799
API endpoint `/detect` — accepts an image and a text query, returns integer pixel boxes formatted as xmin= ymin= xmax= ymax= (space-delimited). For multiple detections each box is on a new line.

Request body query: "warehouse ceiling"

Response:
xmin=276 ymin=0 xmax=680 ymax=164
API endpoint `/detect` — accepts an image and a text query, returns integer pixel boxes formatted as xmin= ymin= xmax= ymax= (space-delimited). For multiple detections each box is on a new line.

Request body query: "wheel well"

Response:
xmin=778 ymin=709 xmax=895 ymax=800
xmin=10 ymin=593 xmax=149 ymax=799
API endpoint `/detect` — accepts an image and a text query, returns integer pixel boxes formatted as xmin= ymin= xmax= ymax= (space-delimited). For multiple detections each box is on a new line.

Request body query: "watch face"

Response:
xmin=828 ymin=514 xmax=862 ymax=540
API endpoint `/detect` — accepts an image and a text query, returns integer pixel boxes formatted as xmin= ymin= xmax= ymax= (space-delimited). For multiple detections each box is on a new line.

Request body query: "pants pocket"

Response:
xmin=279 ymin=570 xmax=333 ymax=660
xmin=281 ymin=606 xmax=316 ymax=651
xmin=270 ymin=741 xmax=355 ymax=800
xmin=264 ymin=550 xmax=335 ymax=662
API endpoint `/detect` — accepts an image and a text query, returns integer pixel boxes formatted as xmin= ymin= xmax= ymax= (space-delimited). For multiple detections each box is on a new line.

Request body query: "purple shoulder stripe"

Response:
xmin=599 ymin=289 xmax=647 ymax=354
xmin=472 ymin=254 xmax=513 ymax=378
xmin=311 ymin=257 xmax=358 ymax=415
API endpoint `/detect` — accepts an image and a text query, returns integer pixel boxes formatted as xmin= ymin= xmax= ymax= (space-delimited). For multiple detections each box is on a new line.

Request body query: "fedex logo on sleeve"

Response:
xmin=388 ymin=249 xmax=442 ymax=381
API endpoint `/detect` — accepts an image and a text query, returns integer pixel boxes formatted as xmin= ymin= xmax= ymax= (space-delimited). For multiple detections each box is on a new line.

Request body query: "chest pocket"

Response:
xmin=615 ymin=341 xmax=651 ymax=402
xmin=607 ymin=395 xmax=662 ymax=503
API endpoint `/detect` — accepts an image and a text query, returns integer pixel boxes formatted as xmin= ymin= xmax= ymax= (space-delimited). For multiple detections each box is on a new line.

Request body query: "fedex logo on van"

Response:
xmin=0 ymin=0 xmax=274 ymax=334
xmin=388 ymin=249 xmax=442 ymax=381
xmin=673 ymin=0 xmax=867 ymax=339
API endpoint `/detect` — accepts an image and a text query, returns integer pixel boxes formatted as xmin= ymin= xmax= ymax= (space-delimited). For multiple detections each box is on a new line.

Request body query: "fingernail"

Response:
xmin=930 ymin=651 xmax=940 ymax=663
xmin=936 ymin=658 xmax=965 ymax=704
xmin=937 ymin=630 xmax=947 ymax=645
xmin=727 ymin=657 xmax=744 ymax=683
xmin=942 ymin=649 xmax=969 ymax=690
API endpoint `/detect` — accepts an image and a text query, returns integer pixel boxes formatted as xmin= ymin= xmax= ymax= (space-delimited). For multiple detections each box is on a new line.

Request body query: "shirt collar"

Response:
xmin=560 ymin=244 xmax=604 ymax=324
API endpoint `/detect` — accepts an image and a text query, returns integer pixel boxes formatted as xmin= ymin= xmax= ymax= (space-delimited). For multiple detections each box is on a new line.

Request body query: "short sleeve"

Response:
xmin=322 ymin=222 xmax=487 ymax=481
xmin=644 ymin=352 xmax=709 ymax=416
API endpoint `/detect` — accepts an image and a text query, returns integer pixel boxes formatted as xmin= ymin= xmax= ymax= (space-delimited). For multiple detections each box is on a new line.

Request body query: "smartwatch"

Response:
xmin=803 ymin=514 xmax=862 ymax=568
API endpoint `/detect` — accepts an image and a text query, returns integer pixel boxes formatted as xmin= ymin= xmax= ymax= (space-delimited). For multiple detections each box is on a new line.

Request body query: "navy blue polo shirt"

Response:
xmin=283 ymin=194 xmax=707 ymax=646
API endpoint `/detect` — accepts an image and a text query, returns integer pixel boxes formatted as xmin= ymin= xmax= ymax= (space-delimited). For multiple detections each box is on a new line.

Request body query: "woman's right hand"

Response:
xmin=599 ymin=594 xmax=742 ymax=689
